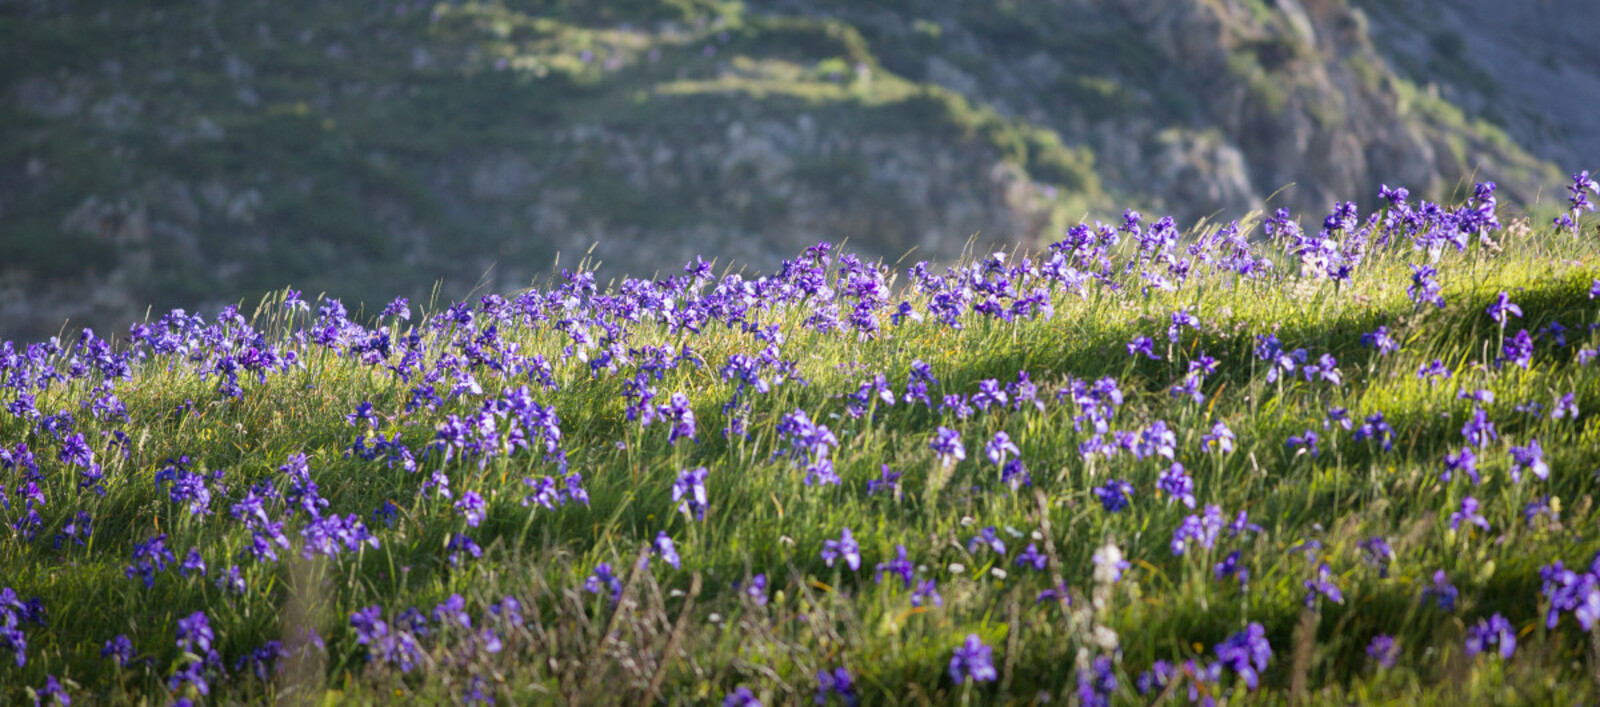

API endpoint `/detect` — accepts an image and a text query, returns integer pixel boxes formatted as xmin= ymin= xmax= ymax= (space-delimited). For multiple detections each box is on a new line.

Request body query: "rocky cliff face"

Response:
xmin=1356 ymin=0 xmax=1600 ymax=177
xmin=767 ymin=0 xmax=1561 ymax=220
xmin=439 ymin=110 xmax=1058 ymax=281
xmin=0 ymin=0 xmax=1581 ymax=340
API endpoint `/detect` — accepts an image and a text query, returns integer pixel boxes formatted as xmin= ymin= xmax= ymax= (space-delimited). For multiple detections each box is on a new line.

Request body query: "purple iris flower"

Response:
xmin=1168 ymin=308 xmax=1200 ymax=342
xmin=101 ymin=634 xmax=134 ymax=667
xmin=1424 ymin=570 xmax=1458 ymax=611
xmin=1552 ymin=393 xmax=1579 ymax=420
xmin=1136 ymin=420 xmax=1177 ymax=460
xmin=1229 ymin=510 xmax=1263 ymax=536
xmin=585 ymin=563 xmax=623 ymax=601
xmin=1325 ymin=406 xmax=1353 ymax=431
xmin=814 ymin=667 xmax=857 ymax=706
xmin=1172 ymin=373 xmax=1205 ymax=404
xmin=1259 ymin=338 xmax=1306 ymax=383
xmin=1408 ymin=264 xmax=1445 ymax=308
xmin=1354 ymin=413 xmax=1394 ymax=452
xmin=455 ymin=491 xmax=487 ymax=527
xmin=822 ymin=528 xmax=861 ymax=571
xmin=723 ymin=687 xmax=761 ymax=706
xmin=125 ymin=534 xmax=176 ymax=589
xmin=176 ymin=611 xmax=215 ymax=655
xmin=180 ymin=548 xmax=207 ymax=578
xmin=967 ymin=527 xmax=1006 ymax=556
xmin=215 ymin=566 xmax=246 ymax=595
xmin=1214 ymin=550 xmax=1249 ymax=587
xmin=1157 ymin=463 xmax=1195 ymax=508
xmin=1360 ymin=536 xmax=1393 ymax=578
xmin=1135 ymin=660 xmax=1183 ymax=697
xmin=36 ymin=675 xmax=69 ymax=705
xmin=345 ymin=401 xmax=378 ymax=428
xmin=653 ymin=532 xmax=680 ymax=570
xmin=58 ymin=433 xmax=93 ymax=468
xmin=1461 ymin=407 xmax=1497 ymax=448
xmin=1485 ymin=291 xmax=1522 ymax=326
xmin=658 ymin=392 xmax=696 ymax=444
xmin=300 ymin=513 xmax=379 ymax=560
xmin=875 ymin=545 xmax=914 ymax=587
xmin=1501 ymin=329 xmax=1534 ymax=369
xmin=948 ymin=634 xmax=997 ymax=684
xmin=1464 ymin=614 xmax=1516 ymax=660
xmin=1126 ymin=336 xmax=1160 ymax=360
xmin=672 ymin=467 xmax=709 ymax=521
xmin=433 ymin=594 xmax=471 ymax=629
xmin=742 ymin=574 xmax=768 ymax=606
xmin=1416 ymin=359 xmax=1450 ymax=382
xmin=866 ymin=466 xmax=902 ymax=497
xmin=1093 ymin=479 xmax=1135 ymax=513
xmin=1367 ymin=635 xmax=1398 ymax=669
xmin=984 ymin=432 xmax=1020 ymax=466
xmin=1214 ymin=622 xmax=1272 ymax=690
xmin=1015 ymin=543 xmax=1047 ymax=571
xmin=446 ymin=533 xmax=482 ymax=566
xmin=1287 ymin=429 xmax=1320 ymax=459
xmin=1303 ymin=563 xmax=1344 ymax=608
xmin=1361 ymin=326 xmax=1399 ymax=354
xmin=929 ymin=427 xmax=965 ymax=467
xmin=971 ymin=379 xmax=1008 ymax=411
xmin=1202 ymin=421 xmax=1236 ymax=454
xmin=998 ymin=457 xmax=1036 ymax=492
xmin=1077 ymin=655 xmax=1118 ymax=707
xmin=1450 ymin=497 xmax=1490 ymax=533
xmin=1509 ymin=439 xmax=1549 ymax=482
xmin=380 ymin=297 xmax=411 ymax=320
xmin=1303 ymin=353 xmax=1341 ymax=385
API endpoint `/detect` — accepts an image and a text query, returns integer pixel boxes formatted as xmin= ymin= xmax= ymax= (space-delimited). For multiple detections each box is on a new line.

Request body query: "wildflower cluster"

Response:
xmin=1 ymin=178 xmax=1599 ymax=703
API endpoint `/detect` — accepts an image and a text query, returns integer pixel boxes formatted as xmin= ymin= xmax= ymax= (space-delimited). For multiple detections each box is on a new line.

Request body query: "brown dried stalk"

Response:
xmin=640 ymin=571 xmax=702 ymax=705
xmin=999 ymin=591 xmax=1022 ymax=698
xmin=584 ymin=542 xmax=653 ymax=693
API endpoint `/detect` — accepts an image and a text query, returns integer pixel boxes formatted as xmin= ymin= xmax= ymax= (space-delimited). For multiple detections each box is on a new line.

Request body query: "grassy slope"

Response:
xmin=2 ymin=201 xmax=1600 ymax=702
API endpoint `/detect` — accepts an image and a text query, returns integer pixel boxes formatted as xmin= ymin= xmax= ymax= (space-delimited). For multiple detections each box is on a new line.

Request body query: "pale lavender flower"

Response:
xmin=929 ymin=427 xmax=965 ymax=467
xmin=984 ymin=432 xmax=1020 ymax=466
xmin=822 ymin=528 xmax=861 ymax=571
xmin=967 ymin=527 xmax=1006 ymax=556
xmin=1464 ymin=614 xmax=1516 ymax=659
xmin=672 ymin=467 xmax=709 ymax=521
xmin=1367 ymin=635 xmax=1398 ymax=669
xmin=1509 ymin=439 xmax=1549 ymax=482
xmin=1450 ymin=497 xmax=1489 ymax=532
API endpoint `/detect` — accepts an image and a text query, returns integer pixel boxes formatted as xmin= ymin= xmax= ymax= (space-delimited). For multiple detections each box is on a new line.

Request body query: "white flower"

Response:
xmin=1091 ymin=542 xmax=1126 ymax=585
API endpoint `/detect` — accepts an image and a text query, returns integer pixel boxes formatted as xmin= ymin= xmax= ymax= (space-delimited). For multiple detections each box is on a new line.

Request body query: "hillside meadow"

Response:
xmin=4 ymin=176 xmax=1600 ymax=704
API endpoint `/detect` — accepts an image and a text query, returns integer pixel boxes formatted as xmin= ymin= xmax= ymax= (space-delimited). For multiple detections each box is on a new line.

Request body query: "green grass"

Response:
xmin=3 ymin=205 xmax=1600 ymax=703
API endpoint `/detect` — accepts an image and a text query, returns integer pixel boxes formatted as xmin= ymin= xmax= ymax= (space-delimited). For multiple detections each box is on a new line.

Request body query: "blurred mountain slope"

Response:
xmin=0 ymin=0 xmax=1574 ymax=339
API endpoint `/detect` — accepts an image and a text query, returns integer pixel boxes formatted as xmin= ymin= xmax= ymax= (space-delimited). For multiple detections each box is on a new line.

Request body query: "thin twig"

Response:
xmin=1034 ymin=490 xmax=1074 ymax=618
xmin=1147 ymin=671 xmax=1185 ymax=707
xmin=1289 ymin=608 xmax=1318 ymax=701
xmin=999 ymin=591 xmax=1022 ymax=698
xmin=640 ymin=572 xmax=702 ymax=705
